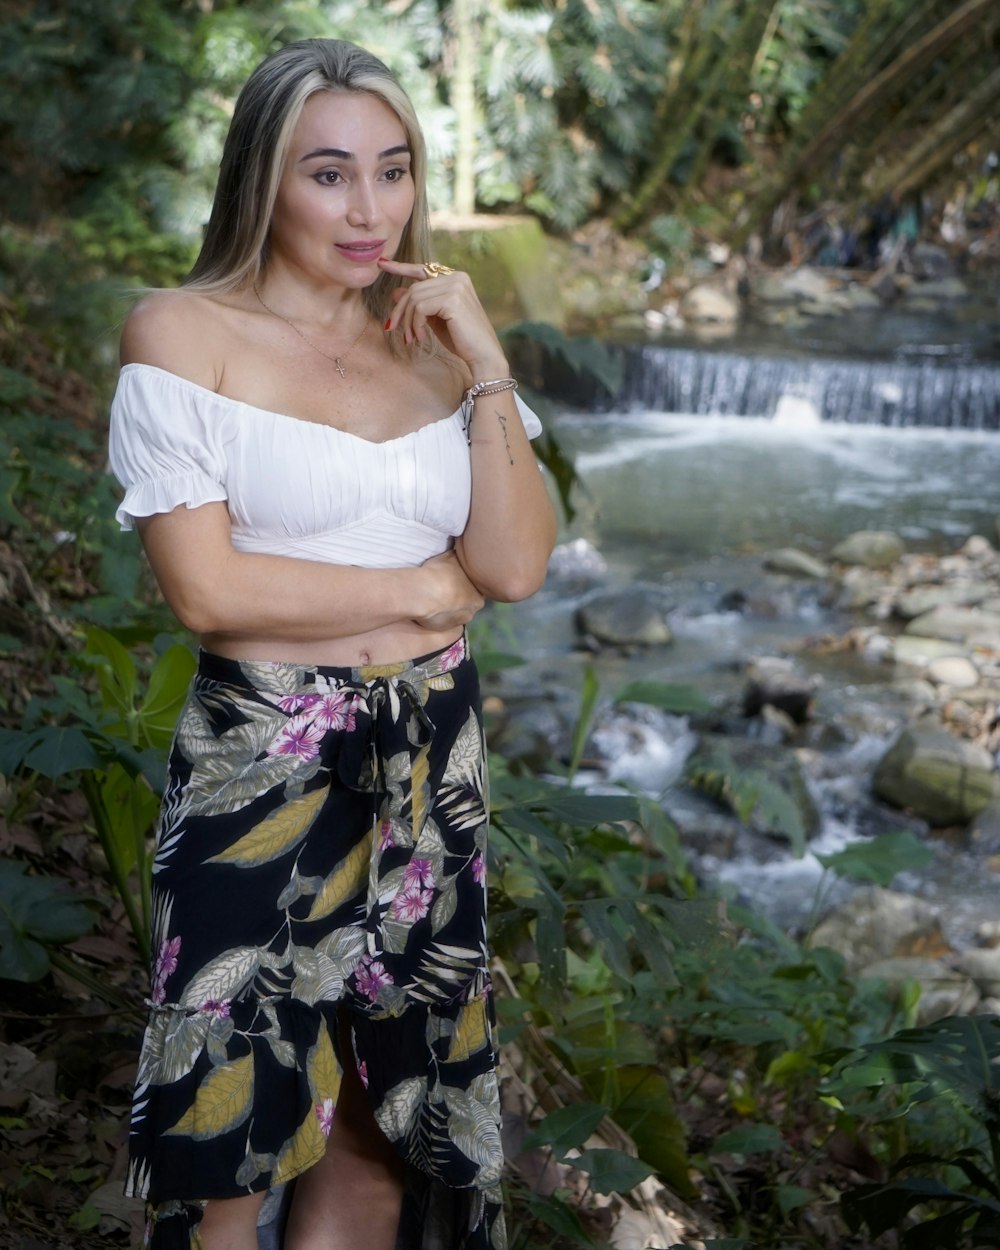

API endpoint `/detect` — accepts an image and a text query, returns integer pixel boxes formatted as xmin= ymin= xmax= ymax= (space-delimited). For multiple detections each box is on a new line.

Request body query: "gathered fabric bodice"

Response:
xmin=108 ymin=363 xmax=542 ymax=568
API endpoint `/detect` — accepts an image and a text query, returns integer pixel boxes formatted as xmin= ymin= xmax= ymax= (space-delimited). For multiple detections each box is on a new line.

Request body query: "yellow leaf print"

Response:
xmin=206 ymin=785 xmax=328 ymax=867
xmin=304 ymin=831 xmax=372 ymax=922
xmin=272 ymin=1102 xmax=327 ymax=1186
xmin=448 ymin=996 xmax=488 ymax=1064
xmin=410 ymin=746 xmax=429 ymax=836
xmin=165 ymin=1053 xmax=254 ymax=1141
xmin=307 ymin=1026 xmax=342 ymax=1104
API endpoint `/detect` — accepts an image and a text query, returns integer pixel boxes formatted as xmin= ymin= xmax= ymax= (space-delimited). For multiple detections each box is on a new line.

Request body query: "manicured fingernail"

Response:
xmin=384 ymin=318 xmax=392 ymax=330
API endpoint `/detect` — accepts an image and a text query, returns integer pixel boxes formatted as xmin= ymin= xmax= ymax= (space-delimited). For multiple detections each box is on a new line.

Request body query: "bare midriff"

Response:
xmin=199 ymin=621 xmax=464 ymax=668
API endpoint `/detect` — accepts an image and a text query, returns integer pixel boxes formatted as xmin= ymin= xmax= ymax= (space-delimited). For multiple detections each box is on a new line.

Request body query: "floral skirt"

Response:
xmin=126 ymin=635 xmax=506 ymax=1250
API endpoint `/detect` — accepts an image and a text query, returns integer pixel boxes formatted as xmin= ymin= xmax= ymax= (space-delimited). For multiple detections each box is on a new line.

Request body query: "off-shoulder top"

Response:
xmin=108 ymin=363 xmax=542 ymax=568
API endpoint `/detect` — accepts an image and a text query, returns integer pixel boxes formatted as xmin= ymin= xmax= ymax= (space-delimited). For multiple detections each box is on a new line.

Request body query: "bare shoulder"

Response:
xmin=119 ymin=290 xmax=226 ymax=388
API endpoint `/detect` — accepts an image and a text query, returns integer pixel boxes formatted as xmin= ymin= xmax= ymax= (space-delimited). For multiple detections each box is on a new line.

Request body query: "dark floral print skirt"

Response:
xmin=126 ymin=634 xmax=505 ymax=1250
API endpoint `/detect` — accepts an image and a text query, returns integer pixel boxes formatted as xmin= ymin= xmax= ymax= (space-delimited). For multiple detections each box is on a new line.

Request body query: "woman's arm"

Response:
xmin=137 ymin=503 xmax=482 ymax=638
xmin=118 ymin=294 xmax=483 ymax=639
xmin=379 ymin=261 xmax=557 ymax=602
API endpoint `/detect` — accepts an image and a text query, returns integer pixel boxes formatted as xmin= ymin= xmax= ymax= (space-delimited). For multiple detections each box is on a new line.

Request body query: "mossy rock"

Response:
xmin=431 ymin=214 xmax=566 ymax=329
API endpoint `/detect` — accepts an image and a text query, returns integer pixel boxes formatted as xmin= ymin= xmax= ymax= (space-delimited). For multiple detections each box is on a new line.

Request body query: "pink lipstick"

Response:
xmin=335 ymin=240 xmax=386 ymax=263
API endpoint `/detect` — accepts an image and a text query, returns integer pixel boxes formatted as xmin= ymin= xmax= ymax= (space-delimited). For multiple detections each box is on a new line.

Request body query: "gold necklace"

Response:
xmin=253 ymin=282 xmax=370 ymax=379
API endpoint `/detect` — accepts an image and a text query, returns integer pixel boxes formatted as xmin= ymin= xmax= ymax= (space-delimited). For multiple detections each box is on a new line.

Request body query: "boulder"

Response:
xmin=743 ymin=656 xmax=820 ymax=723
xmin=892 ymin=635 xmax=968 ymax=667
xmin=894 ymin=583 xmax=991 ymax=619
xmin=844 ymin=284 xmax=881 ymax=311
xmin=679 ymin=284 xmax=740 ymax=324
xmin=576 ymin=587 xmax=673 ymax=647
xmin=684 ymin=734 xmax=820 ymax=843
xmin=860 ymin=957 xmax=979 ymax=1023
xmin=873 ymin=725 xmax=996 ymax=826
xmin=905 ymin=606 xmax=1000 ymax=642
xmin=832 ymin=530 xmax=905 ymax=569
xmin=906 ymin=277 xmax=969 ymax=302
xmin=925 ymin=657 xmax=979 ymax=689
xmin=956 ymin=948 xmax=1000 ymax=998
xmin=808 ymin=888 xmax=943 ymax=973
xmin=763 ymin=548 xmax=829 ymax=579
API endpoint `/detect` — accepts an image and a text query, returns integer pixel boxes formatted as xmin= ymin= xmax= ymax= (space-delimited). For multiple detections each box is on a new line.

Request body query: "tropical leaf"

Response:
xmin=179 ymin=946 xmax=261 ymax=1009
xmin=165 ymin=1052 xmax=254 ymax=1140
xmin=521 ymin=1102 xmax=609 ymax=1154
xmin=376 ymin=1076 xmax=425 ymax=1141
xmin=304 ymin=832 xmax=372 ymax=922
xmin=448 ymin=996 xmax=489 ymax=1064
xmin=444 ymin=1081 xmax=503 ymax=1181
xmin=570 ymin=1147 xmax=655 ymax=1194
xmin=272 ymin=1102 xmax=327 ymax=1185
xmin=207 ymin=785 xmax=329 ymax=867
xmin=307 ymin=1025 xmax=342 ymax=1102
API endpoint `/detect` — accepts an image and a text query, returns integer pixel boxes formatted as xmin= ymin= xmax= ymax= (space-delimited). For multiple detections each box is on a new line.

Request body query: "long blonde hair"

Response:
xmin=184 ymin=39 xmax=430 ymax=330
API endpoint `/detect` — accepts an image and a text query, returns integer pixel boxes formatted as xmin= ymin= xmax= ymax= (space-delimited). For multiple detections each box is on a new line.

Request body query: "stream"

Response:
xmin=497 ymin=335 xmax=1000 ymax=949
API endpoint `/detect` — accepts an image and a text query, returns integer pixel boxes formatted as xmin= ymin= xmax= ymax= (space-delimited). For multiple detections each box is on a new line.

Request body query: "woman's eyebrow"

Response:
xmin=298 ymin=144 xmax=411 ymax=163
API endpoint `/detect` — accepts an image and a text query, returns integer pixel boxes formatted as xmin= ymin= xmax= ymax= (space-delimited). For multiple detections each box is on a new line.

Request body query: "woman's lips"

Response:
xmin=335 ymin=240 xmax=386 ymax=263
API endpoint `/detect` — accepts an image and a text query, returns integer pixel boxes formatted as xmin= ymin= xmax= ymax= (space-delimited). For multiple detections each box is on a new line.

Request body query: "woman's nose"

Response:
xmin=347 ymin=179 xmax=377 ymax=228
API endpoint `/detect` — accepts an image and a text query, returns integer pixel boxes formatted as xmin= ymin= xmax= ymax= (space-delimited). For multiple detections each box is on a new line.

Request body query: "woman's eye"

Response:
xmin=314 ymin=170 xmax=343 ymax=186
xmin=383 ymin=167 xmax=408 ymax=182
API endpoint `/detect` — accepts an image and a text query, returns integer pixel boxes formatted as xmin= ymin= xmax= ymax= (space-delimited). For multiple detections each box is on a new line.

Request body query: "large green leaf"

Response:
xmin=615 ymin=680 xmax=713 ymax=715
xmin=138 ymin=643 xmax=196 ymax=748
xmin=816 ymin=830 xmax=934 ymax=886
xmin=521 ymin=1102 xmax=608 ymax=1154
xmin=0 ymin=860 xmax=95 ymax=981
xmin=712 ymin=1123 xmax=785 ymax=1156
xmin=569 ymin=1147 xmax=655 ymax=1194
xmin=23 ymin=728 xmax=102 ymax=778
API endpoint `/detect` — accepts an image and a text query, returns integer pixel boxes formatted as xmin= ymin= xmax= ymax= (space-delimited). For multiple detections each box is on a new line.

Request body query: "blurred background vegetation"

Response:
xmin=2 ymin=2 xmax=1000 ymax=1248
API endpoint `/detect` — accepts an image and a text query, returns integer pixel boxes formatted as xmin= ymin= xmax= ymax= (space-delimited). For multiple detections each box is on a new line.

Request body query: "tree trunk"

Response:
xmin=451 ymin=0 xmax=478 ymax=215
xmin=867 ymin=65 xmax=1000 ymax=202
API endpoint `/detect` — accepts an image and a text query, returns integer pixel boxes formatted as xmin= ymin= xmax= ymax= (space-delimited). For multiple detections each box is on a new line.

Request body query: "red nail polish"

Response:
xmin=384 ymin=318 xmax=392 ymax=330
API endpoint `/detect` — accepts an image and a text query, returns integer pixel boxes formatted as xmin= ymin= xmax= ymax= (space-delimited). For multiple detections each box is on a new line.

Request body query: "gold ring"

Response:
xmin=422 ymin=262 xmax=456 ymax=278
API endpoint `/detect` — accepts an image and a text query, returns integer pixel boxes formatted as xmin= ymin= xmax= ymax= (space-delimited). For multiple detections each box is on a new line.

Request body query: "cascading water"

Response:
xmin=619 ymin=343 xmax=1000 ymax=428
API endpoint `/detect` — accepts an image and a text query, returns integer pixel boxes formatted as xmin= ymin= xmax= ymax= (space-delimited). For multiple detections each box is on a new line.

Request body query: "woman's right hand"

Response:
xmin=414 ymin=550 xmax=485 ymax=630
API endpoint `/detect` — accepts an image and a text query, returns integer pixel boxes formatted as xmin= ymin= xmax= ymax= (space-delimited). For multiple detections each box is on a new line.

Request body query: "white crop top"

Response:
xmin=108 ymin=363 xmax=542 ymax=568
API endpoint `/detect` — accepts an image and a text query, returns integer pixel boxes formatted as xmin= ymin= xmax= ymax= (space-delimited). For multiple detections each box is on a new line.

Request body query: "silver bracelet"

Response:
xmin=461 ymin=376 xmax=517 ymax=442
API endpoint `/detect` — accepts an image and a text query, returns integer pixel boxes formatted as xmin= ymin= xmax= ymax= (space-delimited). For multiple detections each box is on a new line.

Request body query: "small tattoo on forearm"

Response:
xmin=496 ymin=408 xmax=514 ymax=465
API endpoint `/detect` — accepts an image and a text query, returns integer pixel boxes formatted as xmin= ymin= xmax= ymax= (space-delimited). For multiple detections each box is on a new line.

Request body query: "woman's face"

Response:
xmin=269 ymin=90 xmax=416 ymax=289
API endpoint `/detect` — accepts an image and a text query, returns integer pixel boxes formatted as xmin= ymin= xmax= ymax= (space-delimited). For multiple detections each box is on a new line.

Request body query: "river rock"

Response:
xmin=844 ymin=284 xmax=881 ymax=311
xmin=873 ymin=725 xmax=997 ymax=826
xmin=892 ymin=635 xmax=968 ymax=667
xmin=832 ymin=530 xmax=905 ymax=569
xmin=757 ymin=267 xmax=837 ymax=304
xmin=906 ymin=277 xmax=969 ymax=302
xmin=905 ymin=606 xmax=1000 ymax=643
xmin=743 ymin=656 xmax=820 ymax=723
xmin=925 ymin=657 xmax=979 ymax=688
xmin=684 ymin=734 xmax=820 ymax=843
xmin=679 ymin=284 xmax=739 ymax=324
xmin=956 ymin=948 xmax=1000 ymax=997
xmin=894 ymin=583 xmax=991 ymax=619
xmin=836 ymin=567 xmax=886 ymax=610
xmin=860 ymin=957 xmax=979 ymax=1023
xmin=576 ymin=587 xmax=673 ymax=648
xmin=909 ymin=243 xmax=955 ymax=280
xmin=808 ymin=888 xmax=943 ymax=973
xmin=763 ymin=548 xmax=829 ymax=579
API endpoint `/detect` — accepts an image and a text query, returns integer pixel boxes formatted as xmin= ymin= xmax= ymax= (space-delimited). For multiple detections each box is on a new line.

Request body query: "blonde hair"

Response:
xmin=184 ymin=39 xmax=430 ymax=330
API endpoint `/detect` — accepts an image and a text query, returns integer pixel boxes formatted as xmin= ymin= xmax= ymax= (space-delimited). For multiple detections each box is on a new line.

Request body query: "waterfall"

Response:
xmin=620 ymin=344 xmax=1000 ymax=428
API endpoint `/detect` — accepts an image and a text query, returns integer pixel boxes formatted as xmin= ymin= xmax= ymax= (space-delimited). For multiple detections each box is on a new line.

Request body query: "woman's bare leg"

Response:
xmin=284 ymin=1016 xmax=405 ymax=1250
xmin=196 ymin=1192 xmax=266 ymax=1250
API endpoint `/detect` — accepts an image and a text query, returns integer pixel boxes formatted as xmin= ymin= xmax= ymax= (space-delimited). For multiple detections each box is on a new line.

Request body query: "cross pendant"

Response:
xmin=335 ymin=357 xmax=346 ymax=378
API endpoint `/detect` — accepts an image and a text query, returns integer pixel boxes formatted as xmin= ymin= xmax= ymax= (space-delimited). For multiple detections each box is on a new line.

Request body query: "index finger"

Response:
xmin=377 ymin=257 xmax=432 ymax=279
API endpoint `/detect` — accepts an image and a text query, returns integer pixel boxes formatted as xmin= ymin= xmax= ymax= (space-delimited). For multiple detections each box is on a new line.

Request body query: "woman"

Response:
xmin=108 ymin=37 xmax=556 ymax=1250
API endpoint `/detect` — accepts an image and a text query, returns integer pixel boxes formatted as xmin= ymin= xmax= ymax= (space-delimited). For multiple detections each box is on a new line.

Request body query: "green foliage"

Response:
xmin=0 ymin=860 xmax=95 ymax=982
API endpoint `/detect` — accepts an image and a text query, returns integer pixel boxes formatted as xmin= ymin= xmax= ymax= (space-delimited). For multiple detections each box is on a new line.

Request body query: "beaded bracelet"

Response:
xmin=460 ymin=376 xmax=518 ymax=442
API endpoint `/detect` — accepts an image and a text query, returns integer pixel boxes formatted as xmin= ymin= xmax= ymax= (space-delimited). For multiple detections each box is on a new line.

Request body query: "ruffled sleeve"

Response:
xmin=108 ymin=365 xmax=229 ymax=532
xmin=514 ymin=393 xmax=543 ymax=440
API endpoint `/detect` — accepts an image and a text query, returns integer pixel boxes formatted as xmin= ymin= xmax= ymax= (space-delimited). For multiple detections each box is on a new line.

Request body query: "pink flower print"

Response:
xmin=277 ymin=692 xmax=322 ymax=714
xmin=471 ymin=852 xmax=487 ymax=885
xmin=268 ymin=714 xmax=325 ymax=760
xmin=151 ymin=935 xmax=181 ymax=1005
xmin=439 ymin=637 xmax=466 ymax=671
xmin=357 ymin=1060 xmax=369 ymax=1089
xmin=355 ymin=957 xmax=393 ymax=1002
xmin=391 ymin=883 xmax=433 ymax=924
xmin=379 ymin=819 xmax=395 ymax=852
xmin=403 ymin=857 xmax=434 ymax=888
xmin=314 ymin=691 xmax=359 ymax=733
xmin=201 ymin=998 xmax=231 ymax=1019
xmin=315 ymin=1097 xmax=335 ymax=1137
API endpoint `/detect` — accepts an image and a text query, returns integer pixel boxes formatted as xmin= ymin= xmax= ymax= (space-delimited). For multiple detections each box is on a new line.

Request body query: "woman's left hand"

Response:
xmin=377 ymin=258 xmax=509 ymax=379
